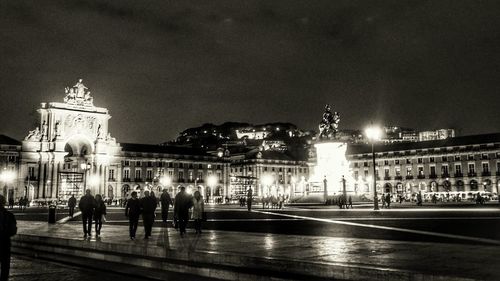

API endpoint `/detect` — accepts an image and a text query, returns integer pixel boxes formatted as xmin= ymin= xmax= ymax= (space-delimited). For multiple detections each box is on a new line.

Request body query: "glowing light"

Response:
xmin=207 ymin=175 xmax=218 ymax=187
xmin=1 ymin=170 xmax=15 ymax=182
xmin=312 ymin=142 xmax=352 ymax=195
xmin=88 ymin=175 xmax=100 ymax=186
xmin=160 ymin=176 xmax=172 ymax=186
xmin=261 ymin=174 xmax=273 ymax=186
xmin=365 ymin=125 xmax=383 ymax=141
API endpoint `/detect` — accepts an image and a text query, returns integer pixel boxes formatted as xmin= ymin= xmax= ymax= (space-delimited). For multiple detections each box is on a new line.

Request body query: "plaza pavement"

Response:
xmin=11 ymin=213 xmax=500 ymax=281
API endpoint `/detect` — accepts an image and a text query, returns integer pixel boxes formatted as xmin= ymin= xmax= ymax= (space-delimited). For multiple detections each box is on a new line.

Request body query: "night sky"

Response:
xmin=1 ymin=0 xmax=499 ymax=144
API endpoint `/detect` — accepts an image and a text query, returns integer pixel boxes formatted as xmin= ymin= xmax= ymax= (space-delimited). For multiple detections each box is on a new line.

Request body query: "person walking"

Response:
xmin=160 ymin=189 xmax=173 ymax=223
xmin=93 ymin=194 xmax=107 ymax=237
xmin=174 ymin=186 xmax=192 ymax=237
xmin=385 ymin=193 xmax=391 ymax=209
xmin=417 ymin=191 xmax=423 ymax=206
xmin=125 ymin=191 xmax=141 ymax=240
xmin=141 ymin=190 xmax=157 ymax=239
xmin=192 ymin=190 xmax=205 ymax=234
xmin=68 ymin=194 xmax=77 ymax=218
xmin=78 ymin=189 xmax=96 ymax=238
xmin=7 ymin=197 xmax=14 ymax=210
xmin=246 ymin=188 xmax=253 ymax=211
xmin=0 ymin=195 xmax=17 ymax=281
xmin=348 ymin=196 xmax=353 ymax=209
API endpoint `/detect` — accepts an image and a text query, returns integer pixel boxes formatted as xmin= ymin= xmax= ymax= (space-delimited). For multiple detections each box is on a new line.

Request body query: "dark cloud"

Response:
xmin=0 ymin=0 xmax=499 ymax=143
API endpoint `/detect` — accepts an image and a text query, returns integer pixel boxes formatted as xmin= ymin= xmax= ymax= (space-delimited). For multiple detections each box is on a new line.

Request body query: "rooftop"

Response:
xmin=347 ymin=133 xmax=500 ymax=155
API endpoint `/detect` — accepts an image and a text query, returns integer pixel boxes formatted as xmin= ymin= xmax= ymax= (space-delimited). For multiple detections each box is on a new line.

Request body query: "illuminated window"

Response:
xmin=406 ymin=167 xmax=412 ymax=176
xmin=418 ymin=167 xmax=424 ymax=176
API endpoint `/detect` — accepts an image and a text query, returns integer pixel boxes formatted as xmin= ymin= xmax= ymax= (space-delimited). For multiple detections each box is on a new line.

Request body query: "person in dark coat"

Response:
xmin=140 ymin=190 xmax=157 ymax=239
xmin=125 ymin=191 xmax=141 ymax=240
xmin=68 ymin=194 xmax=77 ymax=217
xmin=174 ymin=186 xmax=192 ymax=237
xmin=160 ymin=189 xmax=173 ymax=223
xmin=246 ymin=188 xmax=253 ymax=211
xmin=93 ymin=194 xmax=107 ymax=237
xmin=0 ymin=195 xmax=17 ymax=281
xmin=78 ymin=189 xmax=96 ymax=238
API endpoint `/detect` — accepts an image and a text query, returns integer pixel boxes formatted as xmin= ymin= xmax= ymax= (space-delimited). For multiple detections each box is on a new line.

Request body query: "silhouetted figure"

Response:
xmin=174 ymin=186 xmax=192 ymax=237
xmin=160 ymin=189 xmax=173 ymax=223
xmin=93 ymin=194 xmax=106 ymax=237
xmin=125 ymin=191 xmax=141 ymax=240
xmin=192 ymin=190 xmax=204 ymax=234
xmin=246 ymin=188 xmax=253 ymax=211
xmin=79 ymin=189 xmax=96 ymax=238
xmin=0 ymin=195 xmax=17 ymax=281
xmin=141 ymin=191 xmax=157 ymax=239
xmin=68 ymin=195 xmax=76 ymax=217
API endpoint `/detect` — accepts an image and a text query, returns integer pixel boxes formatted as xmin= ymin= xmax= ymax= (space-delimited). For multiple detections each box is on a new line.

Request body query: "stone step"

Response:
xmin=11 ymin=234 xmax=476 ymax=281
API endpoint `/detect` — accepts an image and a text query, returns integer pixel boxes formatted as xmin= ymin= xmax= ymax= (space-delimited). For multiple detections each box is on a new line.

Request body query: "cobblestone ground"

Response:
xmin=9 ymin=255 xmax=154 ymax=281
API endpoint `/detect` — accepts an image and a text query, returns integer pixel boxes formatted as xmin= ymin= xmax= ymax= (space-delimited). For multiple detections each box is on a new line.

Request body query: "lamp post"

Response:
xmin=80 ymin=163 xmax=91 ymax=193
xmin=365 ymin=125 xmax=382 ymax=211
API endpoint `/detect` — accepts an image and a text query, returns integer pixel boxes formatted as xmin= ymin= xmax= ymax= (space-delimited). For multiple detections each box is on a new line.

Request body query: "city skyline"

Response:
xmin=1 ymin=1 xmax=499 ymax=144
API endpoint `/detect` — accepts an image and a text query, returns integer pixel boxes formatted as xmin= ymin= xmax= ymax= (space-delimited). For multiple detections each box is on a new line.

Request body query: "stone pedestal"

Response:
xmin=311 ymin=141 xmax=351 ymax=197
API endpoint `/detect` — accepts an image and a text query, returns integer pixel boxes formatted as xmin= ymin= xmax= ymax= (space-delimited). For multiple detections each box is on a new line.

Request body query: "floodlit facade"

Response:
xmin=348 ymin=134 xmax=500 ymax=200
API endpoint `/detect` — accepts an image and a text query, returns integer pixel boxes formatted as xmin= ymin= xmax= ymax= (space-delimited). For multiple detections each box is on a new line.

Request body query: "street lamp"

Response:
xmin=365 ymin=125 xmax=382 ymax=211
xmin=80 ymin=163 xmax=91 ymax=192
xmin=1 ymin=169 xmax=15 ymax=201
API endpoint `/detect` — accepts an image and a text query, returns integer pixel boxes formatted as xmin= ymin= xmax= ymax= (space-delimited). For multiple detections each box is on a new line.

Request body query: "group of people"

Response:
xmin=77 ymin=190 xmax=107 ymax=238
xmin=261 ymin=194 xmax=286 ymax=209
xmin=124 ymin=186 xmax=205 ymax=239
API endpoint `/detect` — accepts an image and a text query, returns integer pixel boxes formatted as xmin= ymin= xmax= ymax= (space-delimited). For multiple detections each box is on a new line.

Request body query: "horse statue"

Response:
xmin=318 ymin=104 xmax=340 ymax=139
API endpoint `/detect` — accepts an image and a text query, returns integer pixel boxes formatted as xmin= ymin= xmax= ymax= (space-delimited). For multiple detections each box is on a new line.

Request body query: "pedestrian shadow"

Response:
xmin=156 ymin=224 xmax=171 ymax=250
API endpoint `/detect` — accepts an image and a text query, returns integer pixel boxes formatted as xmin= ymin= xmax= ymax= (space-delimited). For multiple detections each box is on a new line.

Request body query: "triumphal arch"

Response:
xmin=21 ymin=79 xmax=121 ymax=202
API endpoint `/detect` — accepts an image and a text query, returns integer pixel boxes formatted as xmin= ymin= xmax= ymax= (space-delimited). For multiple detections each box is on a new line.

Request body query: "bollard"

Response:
xmin=48 ymin=204 xmax=57 ymax=223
